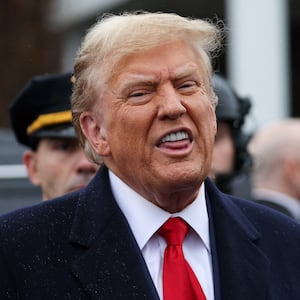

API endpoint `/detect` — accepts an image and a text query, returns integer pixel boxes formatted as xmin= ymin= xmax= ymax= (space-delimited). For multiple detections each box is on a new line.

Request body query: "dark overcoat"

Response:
xmin=1 ymin=166 xmax=300 ymax=299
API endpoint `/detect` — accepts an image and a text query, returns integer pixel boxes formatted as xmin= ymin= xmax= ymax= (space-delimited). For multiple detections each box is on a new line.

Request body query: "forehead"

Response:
xmin=112 ymin=40 xmax=206 ymax=83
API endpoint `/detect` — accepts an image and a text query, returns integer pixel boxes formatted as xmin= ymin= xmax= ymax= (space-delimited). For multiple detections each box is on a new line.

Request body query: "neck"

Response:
xmin=147 ymin=187 xmax=201 ymax=213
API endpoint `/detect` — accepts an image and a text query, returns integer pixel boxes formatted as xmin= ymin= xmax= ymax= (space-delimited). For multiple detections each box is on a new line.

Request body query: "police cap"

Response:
xmin=9 ymin=72 xmax=76 ymax=148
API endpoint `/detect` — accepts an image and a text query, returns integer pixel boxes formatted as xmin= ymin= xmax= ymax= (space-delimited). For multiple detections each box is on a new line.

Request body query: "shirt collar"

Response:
xmin=109 ymin=170 xmax=210 ymax=251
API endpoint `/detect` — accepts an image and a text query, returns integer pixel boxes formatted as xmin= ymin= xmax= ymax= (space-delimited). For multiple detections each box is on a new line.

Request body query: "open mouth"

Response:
xmin=157 ymin=130 xmax=192 ymax=152
xmin=159 ymin=130 xmax=189 ymax=144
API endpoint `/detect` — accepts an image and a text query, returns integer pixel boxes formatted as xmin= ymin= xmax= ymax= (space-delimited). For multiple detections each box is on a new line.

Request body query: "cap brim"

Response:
xmin=33 ymin=125 xmax=77 ymax=140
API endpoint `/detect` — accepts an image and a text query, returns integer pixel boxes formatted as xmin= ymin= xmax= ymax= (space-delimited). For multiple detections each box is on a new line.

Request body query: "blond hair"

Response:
xmin=72 ymin=11 xmax=223 ymax=163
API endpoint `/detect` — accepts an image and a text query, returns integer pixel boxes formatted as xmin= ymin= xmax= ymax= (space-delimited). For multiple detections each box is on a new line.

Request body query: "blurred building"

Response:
xmin=47 ymin=0 xmax=300 ymax=131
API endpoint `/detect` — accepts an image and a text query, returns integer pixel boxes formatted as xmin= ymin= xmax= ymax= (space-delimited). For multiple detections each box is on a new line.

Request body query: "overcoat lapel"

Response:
xmin=69 ymin=167 xmax=159 ymax=299
xmin=68 ymin=166 xmax=271 ymax=299
xmin=206 ymin=178 xmax=271 ymax=300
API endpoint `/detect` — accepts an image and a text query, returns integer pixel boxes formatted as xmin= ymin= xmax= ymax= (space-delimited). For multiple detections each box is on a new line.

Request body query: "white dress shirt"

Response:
xmin=109 ymin=170 xmax=214 ymax=300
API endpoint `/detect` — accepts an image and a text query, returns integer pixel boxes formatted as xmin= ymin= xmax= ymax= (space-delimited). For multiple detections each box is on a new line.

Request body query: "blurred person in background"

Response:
xmin=8 ymin=72 xmax=99 ymax=200
xmin=209 ymin=74 xmax=252 ymax=198
xmin=248 ymin=118 xmax=300 ymax=221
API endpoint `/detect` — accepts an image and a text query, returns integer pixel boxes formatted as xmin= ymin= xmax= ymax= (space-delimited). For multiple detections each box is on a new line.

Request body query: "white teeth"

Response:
xmin=160 ymin=131 xmax=189 ymax=143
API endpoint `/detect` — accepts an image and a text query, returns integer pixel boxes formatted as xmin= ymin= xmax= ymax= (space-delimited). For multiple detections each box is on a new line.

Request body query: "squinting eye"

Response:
xmin=178 ymin=81 xmax=197 ymax=90
xmin=129 ymin=91 xmax=148 ymax=98
xmin=127 ymin=89 xmax=153 ymax=104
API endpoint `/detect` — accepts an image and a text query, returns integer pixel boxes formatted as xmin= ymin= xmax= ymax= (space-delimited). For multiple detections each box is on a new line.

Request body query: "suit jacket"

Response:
xmin=1 ymin=166 xmax=300 ymax=299
xmin=254 ymin=198 xmax=294 ymax=219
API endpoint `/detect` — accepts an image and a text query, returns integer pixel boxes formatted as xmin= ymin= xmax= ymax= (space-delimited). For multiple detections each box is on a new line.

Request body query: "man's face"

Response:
xmin=209 ymin=121 xmax=235 ymax=180
xmin=82 ymin=40 xmax=216 ymax=210
xmin=23 ymin=138 xmax=99 ymax=200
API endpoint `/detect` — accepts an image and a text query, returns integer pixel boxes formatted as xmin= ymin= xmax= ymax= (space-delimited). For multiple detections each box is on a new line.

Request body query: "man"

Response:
xmin=209 ymin=74 xmax=252 ymax=197
xmin=1 ymin=12 xmax=300 ymax=299
xmin=8 ymin=72 xmax=99 ymax=200
xmin=248 ymin=118 xmax=300 ymax=220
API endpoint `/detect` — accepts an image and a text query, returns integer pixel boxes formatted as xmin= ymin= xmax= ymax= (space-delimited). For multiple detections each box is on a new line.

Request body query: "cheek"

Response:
xmin=111 ymin=108 xmax=151 ymax=145
xmin=199 ymin=106 xmax=217 ymax=145
xmin=37 ymin=154 xmax=67 ymax=179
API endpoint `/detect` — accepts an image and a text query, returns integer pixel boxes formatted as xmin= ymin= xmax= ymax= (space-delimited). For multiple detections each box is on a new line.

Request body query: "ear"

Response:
xmin=213 ymin=116 xmax=217 ymax=136
xmin=23 ymin=150 xmax=41 ymax=186
xmin=80 ymin=111 xmax=111 ymax=156
xmin=284 ymin=157 xmax=300 ymax=186
xmin=211 ymin=107 xmax=217 ymax=136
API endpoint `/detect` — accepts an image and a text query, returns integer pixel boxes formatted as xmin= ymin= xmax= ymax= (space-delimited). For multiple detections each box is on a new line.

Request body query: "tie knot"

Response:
xmin=158 ymin=217 xmax=189 ymax=246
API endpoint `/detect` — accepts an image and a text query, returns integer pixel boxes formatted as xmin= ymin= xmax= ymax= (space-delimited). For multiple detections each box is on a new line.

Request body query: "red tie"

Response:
xmin=158 ymin=217 xmax=206 ymax=300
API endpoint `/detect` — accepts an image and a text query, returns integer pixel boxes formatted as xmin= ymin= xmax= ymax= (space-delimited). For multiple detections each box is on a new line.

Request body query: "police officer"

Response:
xmin=9 ymin=72 xmax=99 ymax=200
xmin=209 ymin=74 xmax=252 ymax=198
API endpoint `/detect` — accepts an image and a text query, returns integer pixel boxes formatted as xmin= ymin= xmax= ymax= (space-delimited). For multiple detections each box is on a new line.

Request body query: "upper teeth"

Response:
xmin=160 ymin=131 xmax=189 ymax=143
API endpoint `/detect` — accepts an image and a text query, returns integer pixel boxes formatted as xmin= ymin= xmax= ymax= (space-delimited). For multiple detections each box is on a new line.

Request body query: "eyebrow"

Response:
xmin=169 ymin=63 xmax=200 ymax=80
xmin=116 ymin=74 xmax=158 ymax=95
xmin=117 ymin=62 xmax=201 ymax=92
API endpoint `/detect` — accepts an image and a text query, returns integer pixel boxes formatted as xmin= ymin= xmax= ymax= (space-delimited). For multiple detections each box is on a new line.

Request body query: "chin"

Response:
xmin=162 ymin=170 xmax=203 ymax=189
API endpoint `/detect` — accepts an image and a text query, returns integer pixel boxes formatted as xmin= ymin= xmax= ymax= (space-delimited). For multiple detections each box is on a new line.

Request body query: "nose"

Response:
xmin=157 ymin=84 xmax=187 ymax=120
xmin=76 ymin=151 xmax=99 ymax=175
